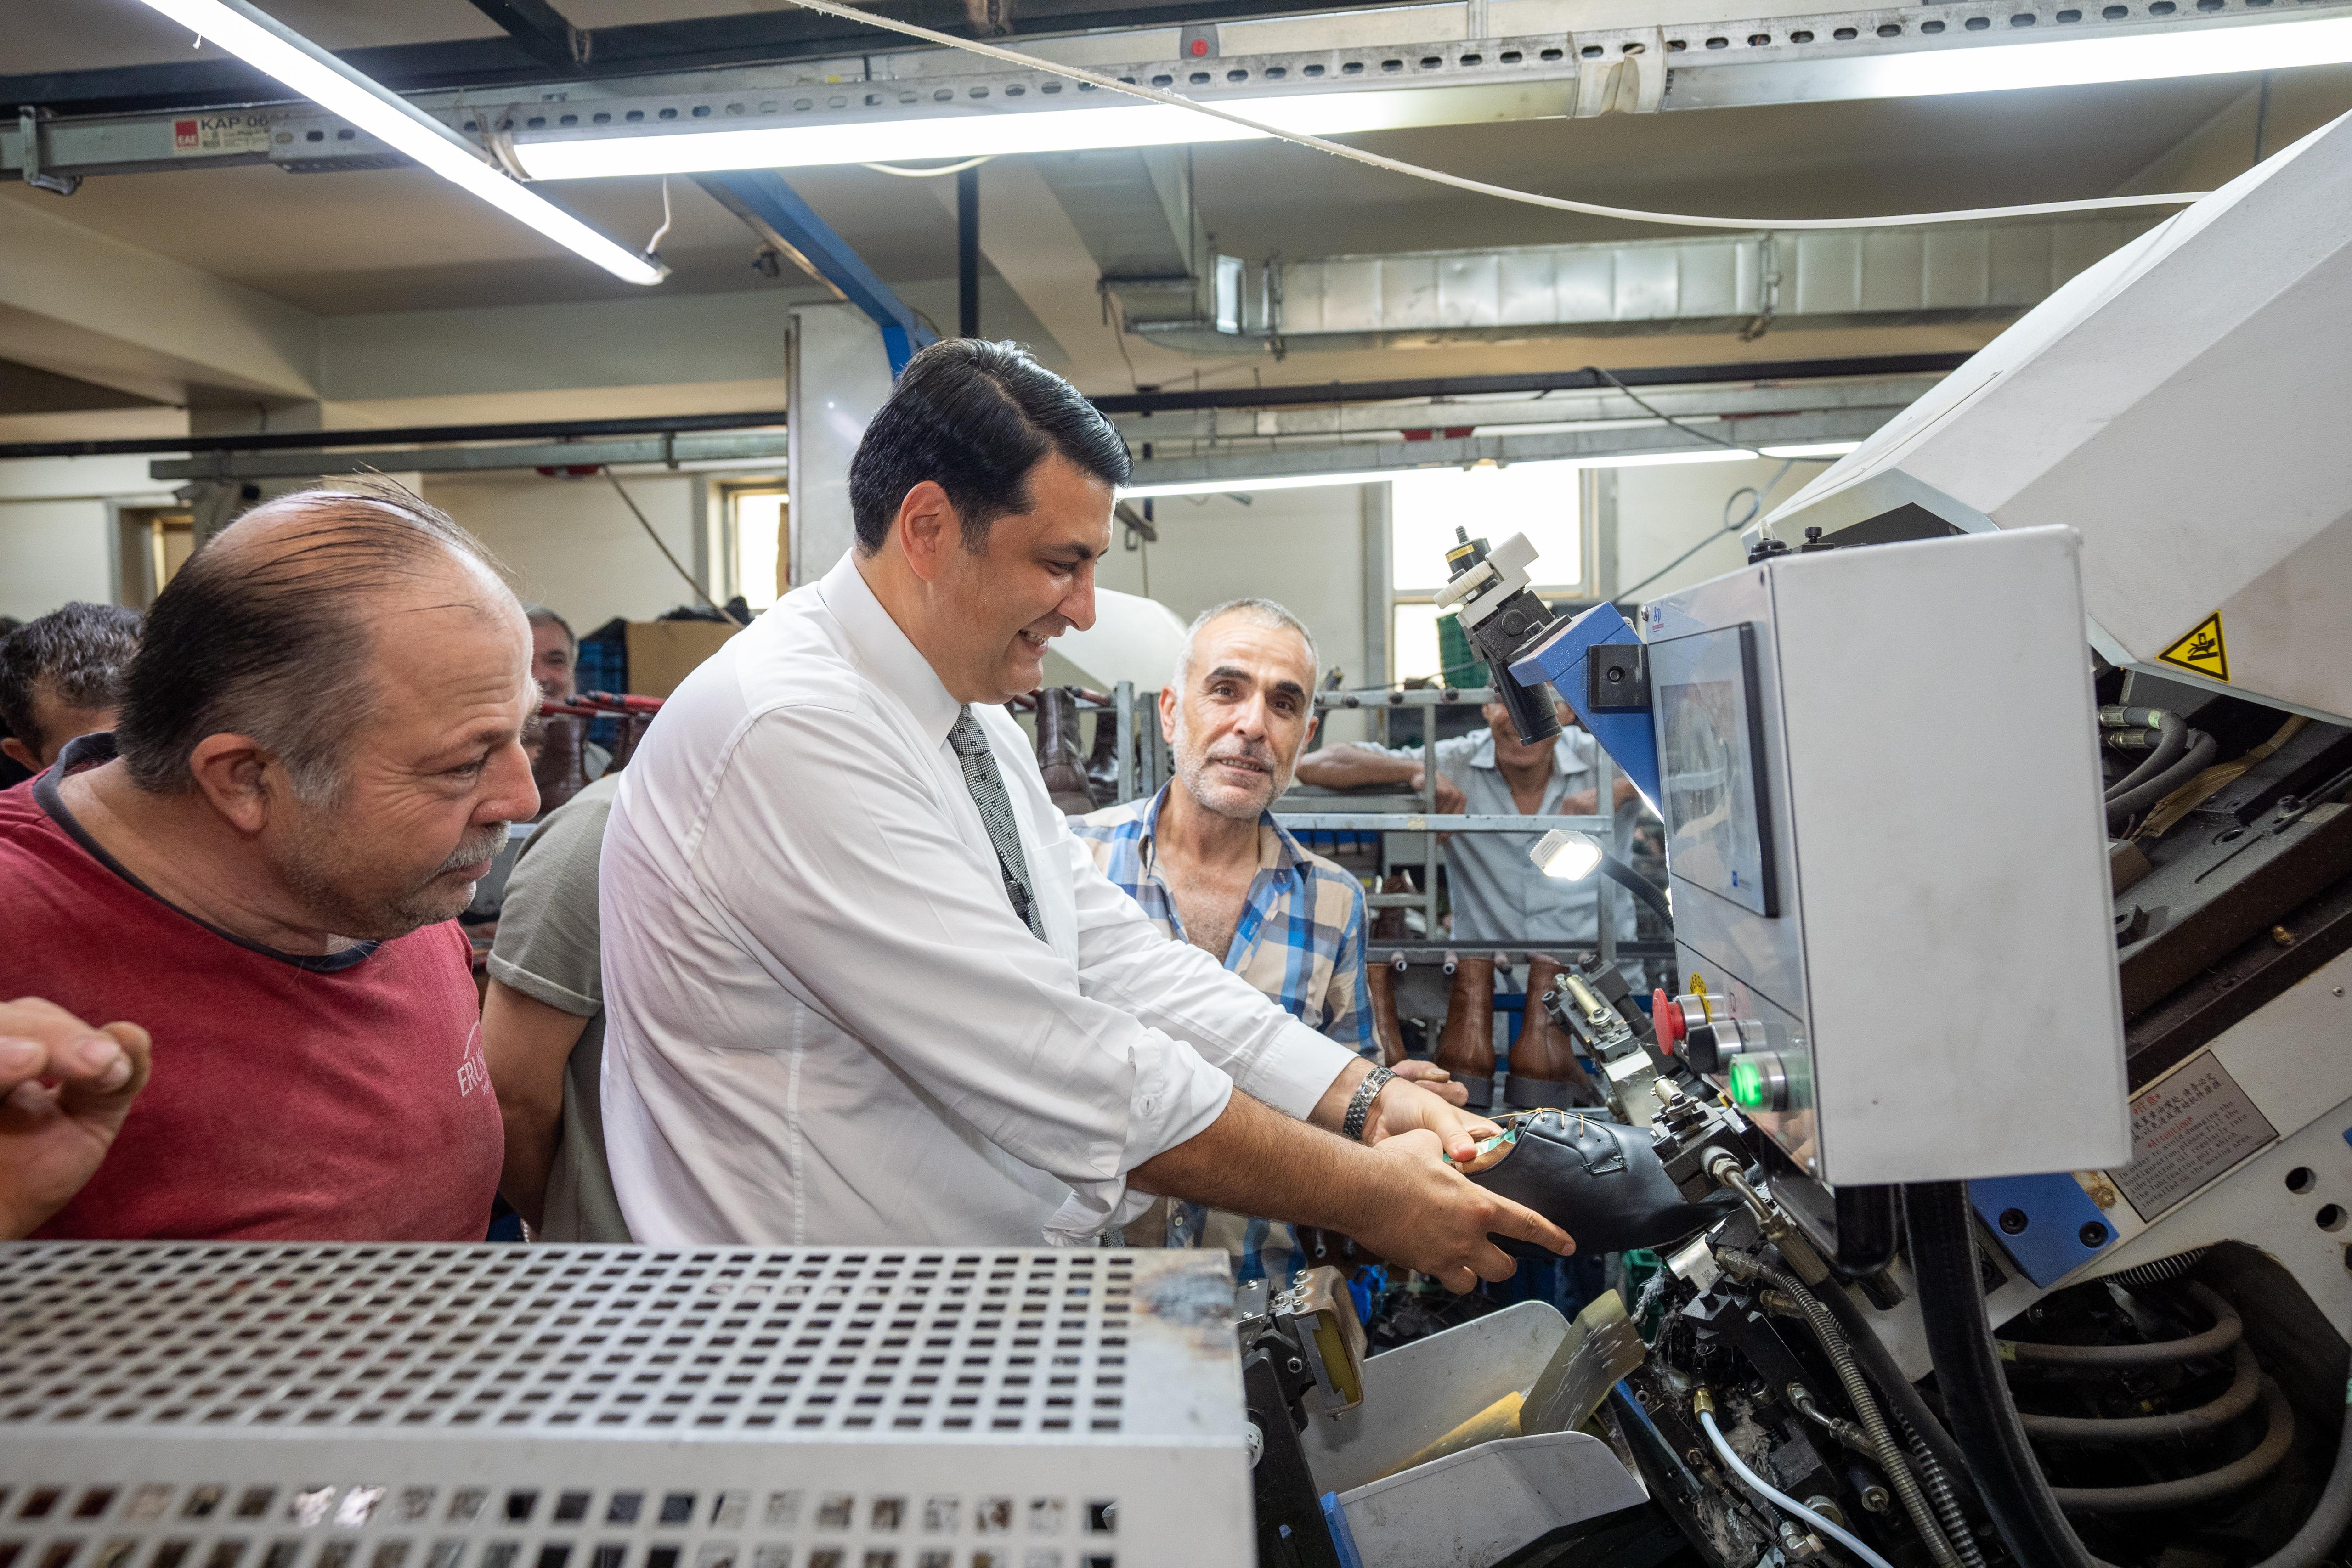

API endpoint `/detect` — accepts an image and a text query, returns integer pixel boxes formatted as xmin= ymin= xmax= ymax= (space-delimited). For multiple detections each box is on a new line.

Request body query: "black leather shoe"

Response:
xmin=1466 ymin=1110 xmax=1736 ymax=1259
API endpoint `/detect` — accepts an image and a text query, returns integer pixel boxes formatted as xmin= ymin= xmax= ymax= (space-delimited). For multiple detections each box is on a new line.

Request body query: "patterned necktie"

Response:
xmin=948 ymin=705 xmax=1047 ymax=942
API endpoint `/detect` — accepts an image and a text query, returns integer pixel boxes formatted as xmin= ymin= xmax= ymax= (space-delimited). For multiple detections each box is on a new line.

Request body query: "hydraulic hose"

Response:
xmin=2048 ymin=1380 xmax=2295 ymax=1514
xmin=1697 ymin=1399 xmax=1900 ymax=1568
xmin=1809 ymin=1259 xmax=1986 ymax=1517
xmin=2019 ymin=1341 xmax=2262 ymax=1442
xmin=1722 ymin=1251 xmax=1964 ymax=1568
xmin=2102 ymin=710 xmax=2186 ymax=804
xmin=2107 ymin=729 xmax=2216 ymax=831
xmin=1907 ymin=1182 xmax=2352 ymax=1568
xmin=1900 ymin=1412 xmax=1990 ymax=1568
xmin=2001 ymin=1282 xmax=2241 ymax=1369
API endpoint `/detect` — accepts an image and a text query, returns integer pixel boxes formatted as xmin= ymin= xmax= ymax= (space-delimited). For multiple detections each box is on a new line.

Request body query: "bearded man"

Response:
xmin=1075 ymin=598 xmax=1460 ymax=1278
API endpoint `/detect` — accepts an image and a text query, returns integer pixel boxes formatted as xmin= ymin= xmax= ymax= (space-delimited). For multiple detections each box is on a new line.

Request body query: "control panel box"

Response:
xmin=1643 ymin=525 xmax=2128 ymax=1186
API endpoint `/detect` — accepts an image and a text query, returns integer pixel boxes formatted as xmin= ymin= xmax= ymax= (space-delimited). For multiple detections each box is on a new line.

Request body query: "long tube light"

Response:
xmin=128 ymin=0 xmax=665 ymax=285
xmin=1845 ymin=14 xmax=2352 ymax=98
xmin=514 ymin=92 xmax=1424 ymax=181
xmin=1119 ymin=447 xmax=1755 ymax=500
xmin=506 ymin=13 xmax=2352 ymax=180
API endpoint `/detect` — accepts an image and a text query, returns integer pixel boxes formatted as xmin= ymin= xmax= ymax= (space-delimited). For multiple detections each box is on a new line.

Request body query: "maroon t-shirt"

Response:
xmin=2 ymin=737 xmax=503 ymax=1241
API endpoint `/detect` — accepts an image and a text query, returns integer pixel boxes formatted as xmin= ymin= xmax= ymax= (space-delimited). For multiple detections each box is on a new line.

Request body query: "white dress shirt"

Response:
xmin=598 ymin=553 xmax=1358 ymax=1247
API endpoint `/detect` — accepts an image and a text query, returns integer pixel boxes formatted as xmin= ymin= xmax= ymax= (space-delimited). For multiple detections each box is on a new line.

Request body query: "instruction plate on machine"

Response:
xmin=2110 ymin=1050 xmax=2278 ymax=1219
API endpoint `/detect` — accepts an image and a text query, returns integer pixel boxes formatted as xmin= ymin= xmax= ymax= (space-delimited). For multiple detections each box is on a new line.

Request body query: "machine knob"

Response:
xmin=1652 ymin=991 xmax=1716 ymax=1055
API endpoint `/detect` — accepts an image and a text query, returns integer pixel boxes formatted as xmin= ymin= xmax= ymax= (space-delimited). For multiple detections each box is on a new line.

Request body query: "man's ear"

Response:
xmin=1302 ymin=712 xmax=1320 ymax=750
xmin=0 ymin=736 xmax=37 ymax=773
xmin=186 ymin=733 xmax=283 ymax=836
xmin=1157 ymin=682 xmax=1178 ymax=744
xmin=895 ymin=481 xmax=957 ymax=584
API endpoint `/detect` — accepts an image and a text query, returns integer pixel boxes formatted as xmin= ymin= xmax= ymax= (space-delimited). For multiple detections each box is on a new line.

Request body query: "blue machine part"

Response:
xmin=1508 ymin=602 xmax=1662 ymax=806
xmin=701 ymin=171 xmax=939 ymax=375
xmin=1321 ymin=1491 xmax=1365 ymax=1568
xmin=1970 ymin=1171 xmax=2118 ymax=1288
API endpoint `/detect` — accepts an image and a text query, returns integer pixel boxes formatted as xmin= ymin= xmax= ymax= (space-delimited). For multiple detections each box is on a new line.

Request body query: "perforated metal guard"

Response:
xmin=0 ymin=1245 xmax=1250 ymax=1568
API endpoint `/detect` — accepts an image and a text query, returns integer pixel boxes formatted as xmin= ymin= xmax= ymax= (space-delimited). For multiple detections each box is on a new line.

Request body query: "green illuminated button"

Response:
xmin=1725 ymin=1051 xmax=1788 ymax=1111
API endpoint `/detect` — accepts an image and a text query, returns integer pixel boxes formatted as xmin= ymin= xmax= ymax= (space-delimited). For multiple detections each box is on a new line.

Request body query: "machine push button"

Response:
xmin=1726 ymin=1050 xmax=1791 ymax=1113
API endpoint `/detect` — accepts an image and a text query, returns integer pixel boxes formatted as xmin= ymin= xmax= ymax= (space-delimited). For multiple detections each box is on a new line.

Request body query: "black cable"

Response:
xmin=1906 ymin=1182 xmax=2104 ymax=1568
xmin=2102 ymin=710 xmax=2185 ymax=803
xmin=603 ymin=467 xmax=746 ymax=625
xmin=1612 ymin=458 xmax=1799 ymax=605
xmin=1583 ymin=363 xmax=1756 ymax=452
xmin=2106 ymin=729 xmax=2216 ymax=831
xmin=1595 ymin=853 xmax=1674 ymax=925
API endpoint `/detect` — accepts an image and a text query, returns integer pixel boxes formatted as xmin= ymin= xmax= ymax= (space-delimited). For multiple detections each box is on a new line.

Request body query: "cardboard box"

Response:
xmin=626 ymin=619 xmax=739 ymax=698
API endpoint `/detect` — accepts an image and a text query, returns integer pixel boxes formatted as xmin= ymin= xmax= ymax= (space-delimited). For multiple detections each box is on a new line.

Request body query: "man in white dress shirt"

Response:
xmin=599 ymin=340 xmax=1569 ymax=1291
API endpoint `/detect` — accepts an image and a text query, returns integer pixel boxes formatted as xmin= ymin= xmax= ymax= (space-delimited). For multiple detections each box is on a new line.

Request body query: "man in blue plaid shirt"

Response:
xmin=1074 ymin=598 xmax=1460 ymax=1280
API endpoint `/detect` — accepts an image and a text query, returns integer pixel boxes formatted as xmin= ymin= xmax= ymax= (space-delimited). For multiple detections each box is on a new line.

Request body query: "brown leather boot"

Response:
xmin=1366 ymin=959 xmax=1408 ymax=1068
xmin=532 ymin=713 xmax=588 ymax=818
xmin=1504 ymin=954 xmax=1600 ymax=1110
xmin=1370 ymin=872 xmax=1412 ymax=942
xmin=1434 ymin=955 xmax=1497 ymax=1111
xmin=1035 ymin=687 xmax=1097 ymax=815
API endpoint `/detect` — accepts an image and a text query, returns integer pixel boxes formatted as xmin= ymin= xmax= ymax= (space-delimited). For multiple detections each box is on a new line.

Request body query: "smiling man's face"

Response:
xmin=1164 ymin=611 xmax=1319 ymax=822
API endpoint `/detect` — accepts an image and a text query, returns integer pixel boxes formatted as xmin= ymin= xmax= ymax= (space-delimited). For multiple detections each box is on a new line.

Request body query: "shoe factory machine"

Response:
xmin=9 ymin=108 xmax=2352 ymax=1568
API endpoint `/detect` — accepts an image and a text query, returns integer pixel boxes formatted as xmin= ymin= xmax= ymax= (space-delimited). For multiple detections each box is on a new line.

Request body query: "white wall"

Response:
xmin=0 ymin=456 xmax=180 ymax=620
xmin=1613 ymin=455 xmax=1819 ymax=604
xmin=423 ymin=468 xmax=713 ymax=632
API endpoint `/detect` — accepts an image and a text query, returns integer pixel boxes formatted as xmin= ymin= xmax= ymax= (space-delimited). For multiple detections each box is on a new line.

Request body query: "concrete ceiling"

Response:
xmin=6 ymin=0 xmax=2351 ymax=422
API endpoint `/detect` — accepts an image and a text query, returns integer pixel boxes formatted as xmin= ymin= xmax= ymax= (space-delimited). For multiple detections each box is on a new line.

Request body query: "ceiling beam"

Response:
xmin=0 ymin=200 xmax=317 ymax=406
xmin=464 ymin=0 xmax=583 ymax=74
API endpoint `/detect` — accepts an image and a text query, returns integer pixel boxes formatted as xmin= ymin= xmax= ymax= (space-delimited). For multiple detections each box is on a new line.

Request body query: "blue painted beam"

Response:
xmin=701 ymin=170 xmax=939 ymax=375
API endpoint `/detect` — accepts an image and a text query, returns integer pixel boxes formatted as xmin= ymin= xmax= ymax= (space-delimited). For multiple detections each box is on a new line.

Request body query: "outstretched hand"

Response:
xmin=1361 ymin=1073 xmax=1495 ymax=1163
xmin=1350 ymin=1128 xmax=1573 ymax=1292
xmin=0 ymin=998 xmax=153 ymax=1239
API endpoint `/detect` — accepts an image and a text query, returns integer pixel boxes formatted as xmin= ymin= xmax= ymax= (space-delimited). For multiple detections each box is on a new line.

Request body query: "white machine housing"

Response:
xmin=1644 ymin=525 xmax=2128 ymax=1185
xmin=1759 ymin=107 xmax=2352 ymax=726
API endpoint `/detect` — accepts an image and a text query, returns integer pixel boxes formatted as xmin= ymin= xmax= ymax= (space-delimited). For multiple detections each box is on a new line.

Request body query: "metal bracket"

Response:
xmin=17 ymin=109 xmax=80 ymax=196
xmin=1585 ymin=640 xmax=1650 ymax=712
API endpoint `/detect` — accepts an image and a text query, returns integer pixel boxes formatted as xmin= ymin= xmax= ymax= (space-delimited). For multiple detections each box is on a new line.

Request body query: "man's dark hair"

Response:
xmin=0 ymin=603 xmax=143 ymax=752
xmin=114 ymin=477 xmax=506 ymax=804
xmin=848 ymin=339 xmax=1131 ymax=554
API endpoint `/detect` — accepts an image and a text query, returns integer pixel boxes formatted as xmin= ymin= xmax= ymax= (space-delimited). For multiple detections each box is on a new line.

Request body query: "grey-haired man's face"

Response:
xmin=1163 ymin=613 xmax=1318 ymax=821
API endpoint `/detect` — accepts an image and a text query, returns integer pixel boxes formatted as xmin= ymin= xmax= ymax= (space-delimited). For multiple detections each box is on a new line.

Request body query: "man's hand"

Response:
xmin=1361 ymin=1074 xmax=1495 ymax=1163
xmin=1413 ymin=765 xmax=1467 ymax=816
xmin=0 ymin=998 xmax=153 ymax=1239
xmin=1347 ymin=1129 xmax=1573 ymax=1292
xmin=1390 ymin=1059 xmax=1468 ymax=1106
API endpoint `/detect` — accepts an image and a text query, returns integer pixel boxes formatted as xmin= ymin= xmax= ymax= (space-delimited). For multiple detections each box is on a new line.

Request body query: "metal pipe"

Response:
xmin=2000 ymin=1283 xmax=2241 ymax=1368
xmin=2049 ymin=1380 xmax=2295 ymax=1514
xmin=0 ymin=407 xmax=788 ymax=461
xmin=2020 ymin=1341 xmax=2262 ymax=1443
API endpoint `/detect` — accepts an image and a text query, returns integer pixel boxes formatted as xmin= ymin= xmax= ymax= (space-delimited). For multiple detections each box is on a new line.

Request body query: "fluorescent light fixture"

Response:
xmin=1120 ymin=446 xmax=1755 ymax=499
xmin=1530 ymin=829 xmax=1605 ymax=882
xmin=518 ymin=90 xmax=1437 ymax=180
xmin=1759 ymin=441 xmax=1863 ymax=458
xmin=129 ymin=0 xmax=665 ymax=285
xmin=1844 ymin=15 xmax=2352 ymax=98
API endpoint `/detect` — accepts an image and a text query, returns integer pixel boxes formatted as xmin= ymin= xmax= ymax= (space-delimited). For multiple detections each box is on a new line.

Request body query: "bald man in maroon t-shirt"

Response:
xmin=0 ymin=479 xmax=535 ymax=1241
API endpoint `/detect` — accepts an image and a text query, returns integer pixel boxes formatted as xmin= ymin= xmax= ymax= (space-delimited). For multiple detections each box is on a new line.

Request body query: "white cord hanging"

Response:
xmin=645 ymin=175 xmax=673 ymax=257
xmin=859 ymin=154 xmax=997 ymax=177
xmin=777 ymin=0 xmax=2210 ymax=230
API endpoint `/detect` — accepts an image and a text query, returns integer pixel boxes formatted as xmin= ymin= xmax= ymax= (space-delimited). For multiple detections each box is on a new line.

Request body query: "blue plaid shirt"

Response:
xmin=1074 ymin=786 xmax=1373 ymax=1053
xmin=1074 ymin=786 xmax=1375 ymax=1282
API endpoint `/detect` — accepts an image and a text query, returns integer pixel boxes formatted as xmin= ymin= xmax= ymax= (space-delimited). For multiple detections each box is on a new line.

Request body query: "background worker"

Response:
xmin=1074 ymin=596 xmax=1462 ymax=1279
xmin=599 ymin=339 xmax=1570 ymax=1289
xmin=0 ymin=602 xmax=141 ymax=777
xmin=1297 ymin=695 xmax=1639 ymax=948
xmin=481 ymin=770 xmax=631 ymax=1241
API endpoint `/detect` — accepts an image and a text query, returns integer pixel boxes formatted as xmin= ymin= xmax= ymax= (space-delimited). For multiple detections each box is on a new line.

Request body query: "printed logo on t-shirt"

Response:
xmin=455 ymin=1023 xmax=490 ymax=1098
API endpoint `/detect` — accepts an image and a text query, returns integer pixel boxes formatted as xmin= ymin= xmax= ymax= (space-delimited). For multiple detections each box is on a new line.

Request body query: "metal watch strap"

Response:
xmin=1342 ymin=1064 xmax=1396 ymax=1143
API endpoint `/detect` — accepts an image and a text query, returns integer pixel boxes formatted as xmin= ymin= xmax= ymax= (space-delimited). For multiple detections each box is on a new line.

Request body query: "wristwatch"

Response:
xmin=1342 ymin=1064 xmax=1397 ymax=1144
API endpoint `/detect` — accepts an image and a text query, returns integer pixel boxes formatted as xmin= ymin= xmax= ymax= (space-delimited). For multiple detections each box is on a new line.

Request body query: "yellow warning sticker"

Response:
xmin=2158 ymin=612 xmax=2229 ymax=683
xmin=1688 ymin=971 xmax=1707 ymax=998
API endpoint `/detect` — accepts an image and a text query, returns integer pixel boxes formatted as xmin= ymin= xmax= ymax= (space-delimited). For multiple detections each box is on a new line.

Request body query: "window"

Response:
xmin=1389 ymin=463 xmax=1580 ymax=682
xmin=724 ymin=484 xmax=789 ymax=610
xmin=114 ymin=507 xmax=195 ymax=609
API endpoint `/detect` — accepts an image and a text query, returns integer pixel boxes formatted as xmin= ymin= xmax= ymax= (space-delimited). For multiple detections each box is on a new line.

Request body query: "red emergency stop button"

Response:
xmin=1653 ymin=988 xmax=1683 ymax=1052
